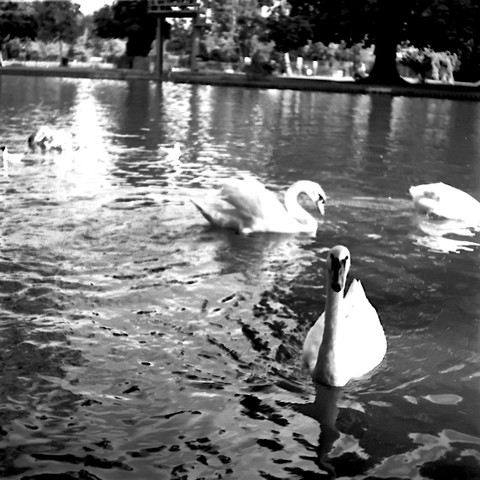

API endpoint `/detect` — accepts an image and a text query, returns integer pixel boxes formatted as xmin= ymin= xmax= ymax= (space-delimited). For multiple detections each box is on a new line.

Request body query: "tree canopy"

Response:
xmin=35 ymin=1 xmax=83 ymax=45
xmin=93 ymin=0 xmax=169 ymax=57
xmin=288 ymin=0 xmax=480 ymax=82
xmin=0 ymin=2 xmax=39 ymax=45
xmin=1 ymin=0 xmax=478 ymax=81
xmin=0 ymin=1 xmax=84 ymax=53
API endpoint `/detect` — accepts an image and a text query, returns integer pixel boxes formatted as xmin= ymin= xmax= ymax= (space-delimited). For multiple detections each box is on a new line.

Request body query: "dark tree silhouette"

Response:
xmin=288 ymin=0 xmax=480 ymax=83
xmin=93 ymin=0 xmax=169 ymax=58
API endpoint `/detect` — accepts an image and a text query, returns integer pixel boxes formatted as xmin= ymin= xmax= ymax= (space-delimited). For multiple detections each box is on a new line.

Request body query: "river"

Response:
xmin=0 ymin=75 xmax=479 ymax=479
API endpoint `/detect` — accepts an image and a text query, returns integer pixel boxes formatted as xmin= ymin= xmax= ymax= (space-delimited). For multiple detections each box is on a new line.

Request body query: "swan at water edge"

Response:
xmin=409 ymin=182 xmax=480 ymax=222
xmin=302 ymin=245 xmax=387 ymax=387
xmin=191 ymin=176 xmax=326 ymax=234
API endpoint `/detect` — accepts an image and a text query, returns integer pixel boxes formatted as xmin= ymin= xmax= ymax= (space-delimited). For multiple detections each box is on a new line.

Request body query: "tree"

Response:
xmin=93 ymin=0 xmax=169 ymax=59
xmin=288 ymin=0 xmax=409 ymax=84
xmin=266 ymin=13 xmax=312 ymax=55
xmin=34 ymin=1 xmax=84 ymax=62
xmin=366 ymin=1 xmax=409 ymax=84
xmin=266 ymin=12 xmax=313 ymax=74
xmin=0 ymin=2 xmax=38 ymax=62
xmin=404 ymin=0 xmax=480 ymax=81
xmin=288 ymin=0 xmax=480 ymax=83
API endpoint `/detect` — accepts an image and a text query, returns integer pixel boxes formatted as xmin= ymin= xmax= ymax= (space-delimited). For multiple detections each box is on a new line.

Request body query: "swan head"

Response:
xmin=295 ymin=181 xmax=327 ymax=215
xmin=326 ymin=245 xmax=351 ymax=293
xmin=0 ymin=145 xmax=7 ymax=159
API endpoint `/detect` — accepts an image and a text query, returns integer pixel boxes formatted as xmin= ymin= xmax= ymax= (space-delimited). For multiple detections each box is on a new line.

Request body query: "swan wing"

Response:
xmin=343 ymin=279 xmax=387 ymax=377
xmin=191 ymin=198 xmax=246 ymax=231
xmin=191 ymin=178 xmax=285 ymax=233
xmin=220 ymin=177 xmax=288 ymax=221
xmin=302 ymin=312 xmax=325 ymax=374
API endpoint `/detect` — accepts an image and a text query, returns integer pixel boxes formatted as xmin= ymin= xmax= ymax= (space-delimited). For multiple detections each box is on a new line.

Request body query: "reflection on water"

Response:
xmin=0 ymin=75 xmax=479 ymax=479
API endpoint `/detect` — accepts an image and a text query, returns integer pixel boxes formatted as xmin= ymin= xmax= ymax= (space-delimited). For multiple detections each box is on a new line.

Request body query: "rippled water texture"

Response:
xmin=0 ymin=76 xmax=479 ymax=479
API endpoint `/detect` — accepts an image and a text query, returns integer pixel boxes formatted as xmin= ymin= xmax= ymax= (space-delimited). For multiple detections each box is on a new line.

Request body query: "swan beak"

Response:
xmin=316 ymin=200 xmax=325 ymax=216
xmin=330 ymin=256 xmax=345 ymax=292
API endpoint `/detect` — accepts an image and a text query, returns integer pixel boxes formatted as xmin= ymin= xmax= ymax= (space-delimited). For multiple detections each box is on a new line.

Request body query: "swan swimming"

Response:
xmin=0 ymin=145 xmax=25 ymax=163
xmin=28 ymin=126 xmax=73 ymax=152
xmin=191 ymin=177 xmax=326 ymax=234
xmin=159 ymin=142 xmax=182 ymax=162
xmin=409 ymin=182 xmax=480 ymax=222
xmin=302 ymin=245 xmax=387 ymax=387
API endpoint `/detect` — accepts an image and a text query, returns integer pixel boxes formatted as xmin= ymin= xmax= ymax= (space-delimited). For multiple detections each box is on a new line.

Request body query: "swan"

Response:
xmin=27 ymin=126 xmax=73 ymax=152
xmin=0 ymin=145 xmax=25 ymax=163
xmin=159 ymin=142 xmax=181 ymax=162
xmin=302 ymin=245 xmax=387 ymax=387
xmin=191 ymin=177 xmax=326 ymax=234
xmin=409 ymin=182 xmax=480 ymax=222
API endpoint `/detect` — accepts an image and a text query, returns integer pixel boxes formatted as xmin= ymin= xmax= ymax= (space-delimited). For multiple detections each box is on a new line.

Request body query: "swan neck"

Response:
xmin=312 ymin=270 xmax=347 ymax=386
xmin=284 ymin=183 xmax=315 ymax=224
xmin=324 ymin=286 xmax=342 ymax=346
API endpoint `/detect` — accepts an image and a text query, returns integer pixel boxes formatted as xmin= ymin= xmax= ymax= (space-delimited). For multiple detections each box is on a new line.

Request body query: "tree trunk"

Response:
xmin=361 ymin=1 xmax=408 ymax=85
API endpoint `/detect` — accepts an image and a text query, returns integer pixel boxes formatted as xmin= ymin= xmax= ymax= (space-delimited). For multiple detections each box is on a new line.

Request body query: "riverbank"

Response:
xmin=1 ymin=63 xmax=479 ymax=100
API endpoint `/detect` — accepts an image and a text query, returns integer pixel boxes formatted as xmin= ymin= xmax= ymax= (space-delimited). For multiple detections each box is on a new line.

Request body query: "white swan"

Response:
xmin=191 ymin=177 xmax=326 ymax=234
xmin=28 ymin=126 xmax=73 ymax=152
xmin=159 ymin=142 xmax=181 ymax=162
xmin=302 ymin=245 xmax=387 ymax=387
xmin=0 ymin=145 xmax=25 ymax=163
xmin=409 ymin=182 xmax=480 ymax=222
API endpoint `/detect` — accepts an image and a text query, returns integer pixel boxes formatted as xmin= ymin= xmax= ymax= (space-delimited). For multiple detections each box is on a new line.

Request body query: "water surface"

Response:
xmin=0 ymin=76 xmax=479 ymax=479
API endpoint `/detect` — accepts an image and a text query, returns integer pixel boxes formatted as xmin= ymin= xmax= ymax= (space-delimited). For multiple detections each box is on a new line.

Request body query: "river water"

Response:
xmin=0 ymin=76 xmax=479 ymax=480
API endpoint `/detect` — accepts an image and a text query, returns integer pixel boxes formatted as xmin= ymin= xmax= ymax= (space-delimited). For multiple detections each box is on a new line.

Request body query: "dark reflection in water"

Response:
xmin=0 ymin=75 xmax=479 ymax=479
xmin=291 ymin=384 xmax=342 ymax=477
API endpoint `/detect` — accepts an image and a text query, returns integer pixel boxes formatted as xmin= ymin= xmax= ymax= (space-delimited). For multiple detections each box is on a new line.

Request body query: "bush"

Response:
xmin=398 ymin=46 xmax=459 ymax=82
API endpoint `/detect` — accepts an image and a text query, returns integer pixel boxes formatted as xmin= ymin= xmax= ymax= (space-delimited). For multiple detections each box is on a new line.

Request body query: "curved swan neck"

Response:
xmin=284 ymin=182 xmax=316 ymax=224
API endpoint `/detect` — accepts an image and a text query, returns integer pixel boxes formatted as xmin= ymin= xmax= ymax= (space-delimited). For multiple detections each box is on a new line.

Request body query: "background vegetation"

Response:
xmin=0 ymin=0 xmax=478 ymax=83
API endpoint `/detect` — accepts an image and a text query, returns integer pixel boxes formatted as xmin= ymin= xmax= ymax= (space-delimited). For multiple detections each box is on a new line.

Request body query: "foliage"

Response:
xmin=0 ymin=2 xmax=38 ymax=44
xmin=266 ymin=13 xmax=312 ymax=53
xmin=93 ymin=0 xmax=169 ymax=57
xmin=166 ymin=18 xmax=192 ymax=55
xmin=287 ymin=0 xmax=480 ymax=82
xmin=404 ymin=0 xmax=480 ymax=81
xmin=243 ymin=34 xmax=275 ymax=77
xmin=236 ymin=11 xmax=269 ymax=58
xmin=34 ymin=1 xmax=84 ymax=45
xmin=398 ymin=46 xmax=459 ymax=82
xmin=0 ymin=1 xmax=84 ymax=63
xmin=201 ymin=0 xmax=275 ymax=61
xmin=201 ymin=33 xmax=239 ymax=62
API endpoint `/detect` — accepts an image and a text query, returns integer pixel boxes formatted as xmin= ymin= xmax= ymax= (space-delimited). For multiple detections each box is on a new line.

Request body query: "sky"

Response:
xmin=75 ymin=0 xmax=113 ymax=15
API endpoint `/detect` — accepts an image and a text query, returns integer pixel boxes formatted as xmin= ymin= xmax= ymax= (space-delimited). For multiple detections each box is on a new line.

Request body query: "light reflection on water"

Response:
xmin=0 ymin=76 xmax=479 ymax=479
